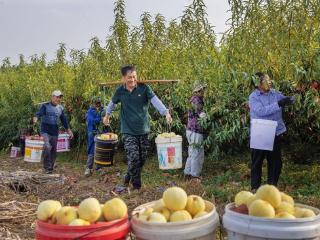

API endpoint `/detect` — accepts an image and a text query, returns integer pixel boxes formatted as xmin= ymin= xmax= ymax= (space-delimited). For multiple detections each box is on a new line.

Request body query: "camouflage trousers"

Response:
xmin=123 ymin=134 xmax=150 ymax=189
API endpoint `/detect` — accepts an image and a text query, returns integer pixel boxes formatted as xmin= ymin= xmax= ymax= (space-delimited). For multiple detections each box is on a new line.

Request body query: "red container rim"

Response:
xmin=36 ymin=215 xmax=130 ymax=240
xmin=36 ymin=215 xmax=129 ymax=230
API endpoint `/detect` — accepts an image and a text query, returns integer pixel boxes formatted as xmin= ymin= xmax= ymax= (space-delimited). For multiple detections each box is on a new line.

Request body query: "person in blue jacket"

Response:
xmin=84 ymin=97 xmax=103 ymax=176
xmin=33 ymin=90 xmax=73 ymax=174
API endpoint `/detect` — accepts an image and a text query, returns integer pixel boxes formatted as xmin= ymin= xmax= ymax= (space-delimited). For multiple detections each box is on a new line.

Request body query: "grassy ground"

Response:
xmin=0 ymin=148 xmax=320 ymax=239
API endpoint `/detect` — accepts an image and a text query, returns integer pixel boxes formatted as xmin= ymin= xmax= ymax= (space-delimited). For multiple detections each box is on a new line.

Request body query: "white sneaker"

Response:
xmin=84 ymin=168 xmax=92 ymax=177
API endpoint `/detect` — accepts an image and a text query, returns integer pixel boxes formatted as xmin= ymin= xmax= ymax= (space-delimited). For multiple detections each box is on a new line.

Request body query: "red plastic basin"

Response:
xmin=35 ymin=217 xmax=130 ymax=240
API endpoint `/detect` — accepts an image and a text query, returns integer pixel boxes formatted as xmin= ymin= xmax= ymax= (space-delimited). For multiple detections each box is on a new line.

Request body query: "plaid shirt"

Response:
xmin=187 ymin=96 xmax=204 ymax=134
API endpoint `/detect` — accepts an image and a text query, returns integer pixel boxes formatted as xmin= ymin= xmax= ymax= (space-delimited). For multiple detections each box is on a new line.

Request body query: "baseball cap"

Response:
xmin=91 ymin=96 xmax=101 ymax=103
xmin=52 ymin=90 xmax=63 ymax=97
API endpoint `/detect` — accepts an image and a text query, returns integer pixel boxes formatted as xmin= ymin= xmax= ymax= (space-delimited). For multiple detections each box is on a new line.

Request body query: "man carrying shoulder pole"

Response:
xmin=103 ymin=65 xmax=172 ymax=191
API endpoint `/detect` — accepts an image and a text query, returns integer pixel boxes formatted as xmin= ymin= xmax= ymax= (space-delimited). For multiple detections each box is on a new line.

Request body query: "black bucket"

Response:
xmin=94 ymin=136 xmax=118 ymax=166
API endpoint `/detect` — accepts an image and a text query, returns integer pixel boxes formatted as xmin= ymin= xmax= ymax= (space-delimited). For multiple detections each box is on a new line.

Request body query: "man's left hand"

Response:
xmin=67 ymin=129 xmax=74 ymax=139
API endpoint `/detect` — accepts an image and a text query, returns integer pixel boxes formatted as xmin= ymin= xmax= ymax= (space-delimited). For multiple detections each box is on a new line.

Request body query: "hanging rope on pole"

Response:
xmin=103 ymin=86 xmax=106 ymax=109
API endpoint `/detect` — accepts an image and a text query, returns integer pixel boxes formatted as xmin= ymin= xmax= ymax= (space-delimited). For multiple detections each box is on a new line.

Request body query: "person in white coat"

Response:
xmin=184 ymin=81 xmax=207 ymax=180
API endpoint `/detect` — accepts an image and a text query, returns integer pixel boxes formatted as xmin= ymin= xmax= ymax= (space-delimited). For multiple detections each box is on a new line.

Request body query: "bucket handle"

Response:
xmin=72 ymin=217 xmax=130 ymax=240
xmin=166 ymin=122 xmax=174 ymax=143
xmin=166 ymin=122 xmax=172 ymax=134
xmin=32 ymin=120 xmax=41 ymax=136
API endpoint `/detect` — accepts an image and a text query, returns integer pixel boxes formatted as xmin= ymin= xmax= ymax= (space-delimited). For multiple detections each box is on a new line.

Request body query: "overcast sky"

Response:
xmin=0 ymin=0 xmax=230 ymax=64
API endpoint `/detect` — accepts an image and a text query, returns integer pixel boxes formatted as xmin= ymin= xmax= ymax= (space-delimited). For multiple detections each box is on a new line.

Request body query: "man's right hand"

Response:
xmin=199 ymin=112 xmax=206 ymax=119
xmin=33 ymin=117 xmax=38 ymax=124
xmin=165 ymin=112 xmax=173 ymax=125
xmin=278 ymin=97 xmax=293 ymax=108
xmin=103 ymin=115 xmax=110 ymax=126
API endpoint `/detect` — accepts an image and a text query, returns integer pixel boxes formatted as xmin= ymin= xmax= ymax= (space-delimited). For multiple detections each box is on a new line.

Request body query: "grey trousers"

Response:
xmin=86 ymin=154 xmax=94 ymax=169
xmin=184 ymin=130 xmax=204 ymax=177
xmin=42 ymin=133 xmax=58 ymax=171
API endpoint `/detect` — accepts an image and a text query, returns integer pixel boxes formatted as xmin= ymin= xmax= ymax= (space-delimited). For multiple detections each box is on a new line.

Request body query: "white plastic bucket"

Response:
xmin=250 ymin=119 xmax=278 ymax=151
xmin=24 ymin=139 xmax=45 ymax=163
xmin=10 ymin=146 xmax=21 ymax=158
xmin=56 ymin=133 xmax=70 ymax=152
xmin=131 ymin=200 xmax=219 ymax=240
xmin=223 ymin=203 xmax=320 ymax=239
xmin=155 ymin=135 xmax=183 ymax=169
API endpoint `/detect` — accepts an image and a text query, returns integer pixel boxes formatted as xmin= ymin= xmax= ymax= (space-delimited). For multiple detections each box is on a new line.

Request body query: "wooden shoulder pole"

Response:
xmin=99 ymin=79 xmax=180 ymax=87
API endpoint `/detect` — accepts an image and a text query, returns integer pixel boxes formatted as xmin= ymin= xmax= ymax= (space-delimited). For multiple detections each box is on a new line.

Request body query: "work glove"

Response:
xmin=278 ymin=97 xmax=293 ymax=108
